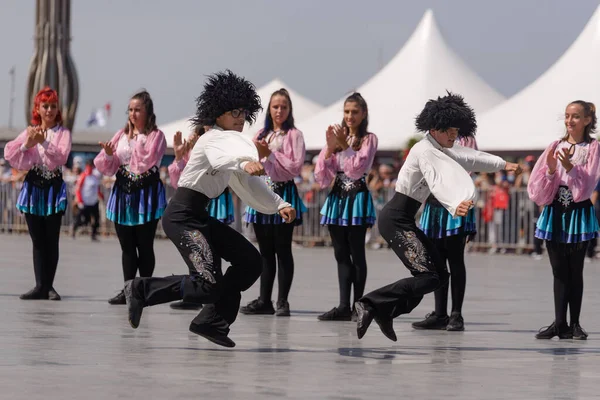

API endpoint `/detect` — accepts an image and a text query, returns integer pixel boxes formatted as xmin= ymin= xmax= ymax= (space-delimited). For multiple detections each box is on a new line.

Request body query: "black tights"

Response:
xmin=24 ymin=213 xmax=63 ymax=290
xmin=433 ymin=235 xmax=467 ymax=316
xmin=114 ymin=219 xmax=159 ymax=282
xmin=328 ymin=225 xmax=368 ymax=309
xmin=546 ymin=242 xmax=587 ymax=326
xmin=253 ymin=223 xmax=296 ymax=303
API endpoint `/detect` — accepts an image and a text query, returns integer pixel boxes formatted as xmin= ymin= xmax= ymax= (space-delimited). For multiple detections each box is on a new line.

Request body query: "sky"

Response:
xmin=0 ymin=0 xmax=598 ymax=133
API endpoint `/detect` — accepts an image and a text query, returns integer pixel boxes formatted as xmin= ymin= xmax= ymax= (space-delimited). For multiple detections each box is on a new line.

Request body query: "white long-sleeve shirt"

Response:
xmin=178 ymin=127 xmax=291 ymax=214
xmin=395 ymin=134 xmax=506 ymax=217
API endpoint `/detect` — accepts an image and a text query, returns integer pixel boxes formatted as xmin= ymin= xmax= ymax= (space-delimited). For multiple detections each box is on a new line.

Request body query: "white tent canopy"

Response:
xmin=477 ymin=6 xmax=600 ymax=152
xmin=158 ymin=79 xmax=322 ymax=147
xmin=298 ymin=9 xmax=505 ymax=151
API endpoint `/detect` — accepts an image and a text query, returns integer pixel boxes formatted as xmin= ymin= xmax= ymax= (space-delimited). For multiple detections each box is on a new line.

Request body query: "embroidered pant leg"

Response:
xmin=360 ymin=206 xmax=447 ymax=320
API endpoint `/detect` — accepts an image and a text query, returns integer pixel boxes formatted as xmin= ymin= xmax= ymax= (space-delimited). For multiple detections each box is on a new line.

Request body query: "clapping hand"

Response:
xmin=173 ymin=131 xmax=187 ymax=161
xmin=255 ymin=139 xmax=271 ymax=160
xmin=331 ymin=124 xmax=349 ymax=150
xmin=555 ymin=147 xmax=574 ymax=173
xmin=24 ymin=126 xmax=40 ymax=149
xmin=546 ymin=144 xmax=558 ymax=174
xmin=99 ymin=141 xmax=116 ymax=156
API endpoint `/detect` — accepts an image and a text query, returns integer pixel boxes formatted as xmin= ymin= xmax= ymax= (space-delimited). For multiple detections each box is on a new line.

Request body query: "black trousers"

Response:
xmin=114 ymin=219 xmax=159 ymax=281
xmin=546 ymin=241 xmax=587 ymax=326
xmin=328 ymin=224 xmax=368 ymax=309
xmin=361 ymin=193 xmax=448 ymax=319
xmin=73 ymin=203 xmax=100 ymax=238
xmin=253 ymin=222 xmax=296 ymax=303
xmin=134 ymin=188 xmax=262 ymax=326
xmin=24 ymin=213 xmax=63 ymax=290
xmin=432 ymin=234 xmax=467 ymax=316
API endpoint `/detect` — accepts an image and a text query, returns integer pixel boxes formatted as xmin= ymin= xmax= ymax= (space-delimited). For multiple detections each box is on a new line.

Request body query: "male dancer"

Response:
xmin=124 ymin=70 xmax=296 ymax=348
xmin=355 ymin=92 xmax=521 ymax=341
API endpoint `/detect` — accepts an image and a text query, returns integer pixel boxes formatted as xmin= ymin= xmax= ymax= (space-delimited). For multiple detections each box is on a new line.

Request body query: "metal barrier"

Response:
xmin=0 ymin=181 xmax=538 ymax=252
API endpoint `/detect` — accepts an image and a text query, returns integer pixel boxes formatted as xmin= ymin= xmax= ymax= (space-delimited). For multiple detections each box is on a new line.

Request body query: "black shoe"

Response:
xmin=189 ymin=322 xmax=236 ymax=348
xmin=374 ymin=316 xmax=397 ymax=342
xmin=572 ymin=323 xmax=588 ymax=340
xmin=351 ymin=307 xmax=358 ymax=322
xmin=412 ymin=312 xmax=449 ymax=330
xmin=48 ymin=288 xmax=61 ymax=301
xmin=446 ymin=313 xmax=464 ymax=331
xmin=535 ymin=322 xmax=572 ymax=339
xmin=318 ymin=306 xmax=352 ymax=321
xmin=170 ymin=301 xmax=203 ymax=310
xmin=355 ymin=301 xmax=376 ymax=339
xmin=275 ymin=300 xmax=290 ymax=317
xmin=124 ymin=280 xmax=144 ymax=329
xmin=19 ymin=287 xmax=49 ymax=300
xmin=108 ymin=290 xmax=126 ymax=305
xmin=240 ymin=298 xmax=275 ymax=315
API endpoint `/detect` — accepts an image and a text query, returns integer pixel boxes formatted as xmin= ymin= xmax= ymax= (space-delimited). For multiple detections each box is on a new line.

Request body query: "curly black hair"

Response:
xmin=190 ymin=70 xmax=262 ymax=129
xmin=415 ymin=91 xmax=477 ymax=138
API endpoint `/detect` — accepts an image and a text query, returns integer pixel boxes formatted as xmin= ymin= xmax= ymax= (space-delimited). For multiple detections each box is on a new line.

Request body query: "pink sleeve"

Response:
xmin=4 ymin=129 xmax=38 ymax=171
xmin=458 ymin=136 xmax=478 ymax=150
xmin=129 ymin=129 xmax=167 ymax=174
xmin=263 ymin=129 xmax=306 ymax=182
xmin=567 ymin=140 xmax=600 ymax=202
xmin=314 ymin=147 xmax=338 ymax=189
xmin=341 ymin=133 xmax=378 ymax=179
xmin=527 ymin=141 xmax=561 ymax=206
xmin=168 ymin=155 xmax=188 ymax=189
xmin=40 ymin=127 xmax=71 ymax=169
xmin=94 ymin=131 xmax=123 ymax=176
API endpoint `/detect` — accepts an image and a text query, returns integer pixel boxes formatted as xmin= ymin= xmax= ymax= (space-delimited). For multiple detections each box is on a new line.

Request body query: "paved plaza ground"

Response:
xmin=1 ymin=234 xmax=600 ymax=399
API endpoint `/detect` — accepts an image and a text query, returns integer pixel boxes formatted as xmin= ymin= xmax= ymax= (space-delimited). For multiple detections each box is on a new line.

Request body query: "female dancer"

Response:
xmin=412 ymin=136 xmax=478 ymax=332
xmin=4 ymin=87 xmax=71 ymax=300
xmin=123 ymin=70 xmax=296 ymax=348
xmin=354 ymin=92 xmax=520 ymax=341
xmin=529 ymin=101 xmax=599 ymax=340
xmin=168 ymin=126 xmax=235 ymax=310
xmin=94 ymin=90 xmax=167 ymax=305
xmin=314 ymin=93 xmax=378 ymax=321
xmin=240 ymin=88 xmax=307 ymax=317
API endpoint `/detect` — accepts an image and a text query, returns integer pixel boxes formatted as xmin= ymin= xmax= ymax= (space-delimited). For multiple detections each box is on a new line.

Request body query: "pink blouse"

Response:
xmin=314 ymin=132 xmax=378 ymax=189
xmin=4 ymin=125 xmax=71 ymax=171
xmin=528 ymin=139 xmax=600 ymax=206
xmin=94 ymin=129 xmax=166 ymax=176
xmin=256 ymin=128 xmax=306 ymax=182
xmin=168 ymin=154 xmax=188 ymax=189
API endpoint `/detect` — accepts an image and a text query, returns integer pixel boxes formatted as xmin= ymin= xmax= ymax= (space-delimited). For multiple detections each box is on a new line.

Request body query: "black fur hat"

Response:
xmin=190 ymin=70 xmax=262 ymax=128
xmin=415 ymin=91 xmax=477 ymax=137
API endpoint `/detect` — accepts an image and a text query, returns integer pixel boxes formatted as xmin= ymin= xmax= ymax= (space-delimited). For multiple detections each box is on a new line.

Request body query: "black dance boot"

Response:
xmin=535 ymin=321 xmax=572 ymax=339
xmin=189 ymin=304 xmax=236 ymax=348
xmin=572 ymin=323 xmax=588 ymax=340
xmin=412 ymin=312 xmax=449 ymax=330
xmin=374 ymin=316 xmax=397 ymax=342
xmin=318 ymin=306 xmax=352 ymax=321
xmin=48 ymin=287 xmax=61 ymax=301
xmin=124 ymin=280 xmax=145 ymax=329
xmin=446 ymin=312 xmax=464 ymax=331
xmin=355 ymin=301 xmax=376 ymax=339
xmin=240 ymin=298 xmax=275 ymax=315
xmin=108 ymin=290 xmax=126 ymax=305
xmin=20 ymin=286 xmax=49 ymax=300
